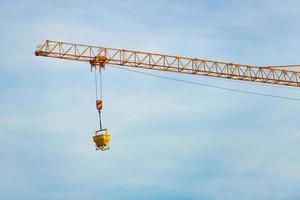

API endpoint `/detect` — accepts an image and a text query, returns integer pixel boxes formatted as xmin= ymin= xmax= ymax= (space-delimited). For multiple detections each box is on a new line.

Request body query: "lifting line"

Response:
xmin=94 ymin=67 xmax=103 ymax=129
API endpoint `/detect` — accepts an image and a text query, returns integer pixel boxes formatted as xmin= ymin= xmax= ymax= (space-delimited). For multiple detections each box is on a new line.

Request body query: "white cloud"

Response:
xmin=1 ymin=0 xmax=300 ymax=199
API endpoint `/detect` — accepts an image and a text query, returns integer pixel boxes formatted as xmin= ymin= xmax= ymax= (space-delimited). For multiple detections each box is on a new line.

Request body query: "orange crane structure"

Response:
xmin=35 ymin=40 xmax=300 ymax=150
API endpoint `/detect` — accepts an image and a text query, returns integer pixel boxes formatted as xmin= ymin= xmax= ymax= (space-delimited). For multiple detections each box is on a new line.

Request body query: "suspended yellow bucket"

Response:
xmin=93 ymin=129 xmax=110 ymax=151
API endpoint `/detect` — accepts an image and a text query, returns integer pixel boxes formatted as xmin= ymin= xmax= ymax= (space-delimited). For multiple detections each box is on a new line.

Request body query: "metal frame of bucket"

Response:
xmin=93 ymin=128 xmax=110 ymax=151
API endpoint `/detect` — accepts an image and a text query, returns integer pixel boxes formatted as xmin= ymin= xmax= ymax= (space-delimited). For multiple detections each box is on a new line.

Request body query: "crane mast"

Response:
xmin=35 ymin=40 xmax=300 ymax=87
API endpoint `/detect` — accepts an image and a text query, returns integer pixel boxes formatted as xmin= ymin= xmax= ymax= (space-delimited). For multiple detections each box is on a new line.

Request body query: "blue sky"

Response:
xmin=1 ymin=0 xmax=300 ymax=199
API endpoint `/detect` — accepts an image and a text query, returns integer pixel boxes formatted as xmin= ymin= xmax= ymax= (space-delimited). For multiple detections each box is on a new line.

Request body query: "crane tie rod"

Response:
xmin=111 ymin=65 xmax=300 ymax=101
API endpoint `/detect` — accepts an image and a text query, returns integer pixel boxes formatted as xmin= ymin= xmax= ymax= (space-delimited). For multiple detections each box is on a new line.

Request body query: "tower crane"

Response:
xmin=35 ymin=40 xmax=300 ymax=151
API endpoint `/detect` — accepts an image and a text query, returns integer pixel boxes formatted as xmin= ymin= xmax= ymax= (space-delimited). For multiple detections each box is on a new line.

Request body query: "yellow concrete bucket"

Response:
xmin=93 ymin=129 xmax=110 ymax=151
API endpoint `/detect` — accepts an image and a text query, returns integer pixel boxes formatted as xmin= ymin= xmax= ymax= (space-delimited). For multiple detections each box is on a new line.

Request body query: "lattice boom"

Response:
xmin=35 ymin=40 xmax=300 ymax=87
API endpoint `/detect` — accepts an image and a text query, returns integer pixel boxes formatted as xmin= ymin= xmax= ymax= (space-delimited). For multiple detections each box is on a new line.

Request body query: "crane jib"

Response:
xmin=35 ymin=40 xmax=300 ymax=87
xmin=34 ymin=39 xmax=300 ymax=151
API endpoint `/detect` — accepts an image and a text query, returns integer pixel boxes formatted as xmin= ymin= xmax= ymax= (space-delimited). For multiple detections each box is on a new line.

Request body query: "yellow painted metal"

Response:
xmin=96 ymin=99 xmax=102 ymax=111
xmin=93 ymin=129 xmax=110 ymax=151
xmin=35 ymin=40 xmax=300 ymax=87
xmin=90 ymin=56 xmax=107 ymax=68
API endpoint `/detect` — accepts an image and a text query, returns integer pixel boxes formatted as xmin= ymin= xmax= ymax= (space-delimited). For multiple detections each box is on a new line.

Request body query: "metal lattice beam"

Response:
xmin=35 ymin=40 xmax=300 ymax=87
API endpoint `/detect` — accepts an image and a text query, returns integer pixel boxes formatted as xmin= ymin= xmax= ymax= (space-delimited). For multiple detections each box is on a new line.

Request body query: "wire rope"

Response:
xmin=111 ymin=66 xmax=300 ymax=101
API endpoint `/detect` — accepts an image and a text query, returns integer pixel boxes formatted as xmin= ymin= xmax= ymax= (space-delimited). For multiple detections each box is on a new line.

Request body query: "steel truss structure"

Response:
xmin=35 ymin=40 xmax=300 ymax=87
